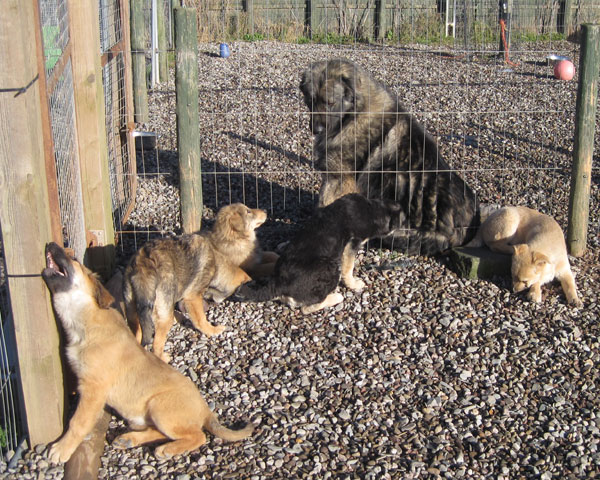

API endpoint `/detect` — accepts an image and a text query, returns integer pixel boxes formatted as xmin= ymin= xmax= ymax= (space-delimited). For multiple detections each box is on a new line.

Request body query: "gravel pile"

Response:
xmin=5 ymin=40 xmax=600 ymax=479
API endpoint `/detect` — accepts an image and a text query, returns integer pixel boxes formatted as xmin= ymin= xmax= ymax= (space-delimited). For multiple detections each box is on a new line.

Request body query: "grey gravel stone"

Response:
xmin=8 ymin=39 xmax=600 ymax=479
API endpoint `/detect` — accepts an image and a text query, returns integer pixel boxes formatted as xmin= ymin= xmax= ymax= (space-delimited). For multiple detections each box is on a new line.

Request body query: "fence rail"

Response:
xmin=194 ymin=0 xmax=600 ymax=43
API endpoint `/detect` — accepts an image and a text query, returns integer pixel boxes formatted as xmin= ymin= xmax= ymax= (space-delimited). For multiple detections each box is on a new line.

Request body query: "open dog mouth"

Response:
xmin=45 ymin=251 xmax=66 ymax=277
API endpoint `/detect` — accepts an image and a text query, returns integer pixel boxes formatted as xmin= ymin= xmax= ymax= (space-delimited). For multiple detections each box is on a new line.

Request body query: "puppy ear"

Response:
xmin=532 ymin=251 xmax=549 ymax=268
xmin=228 ymin=211 xmax=246 ymax=234
xmin=512 ymin=244 xmax=528 ymax=256
xmin=93 ymin=277 xmax=115 ymax=309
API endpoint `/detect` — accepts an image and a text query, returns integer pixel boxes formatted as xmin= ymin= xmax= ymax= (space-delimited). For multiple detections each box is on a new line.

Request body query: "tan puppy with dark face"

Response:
xmin=124 ymin=203 xmax=278 ymax=361
xmin=468 ymin=206 xmax=582 ymax=307
xmin=42 ymin=243 xmax=254 ymax=464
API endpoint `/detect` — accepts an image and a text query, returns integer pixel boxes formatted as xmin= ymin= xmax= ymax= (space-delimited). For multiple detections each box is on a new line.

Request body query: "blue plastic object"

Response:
xmin=219 ymin=43 xmax=230 ymax=58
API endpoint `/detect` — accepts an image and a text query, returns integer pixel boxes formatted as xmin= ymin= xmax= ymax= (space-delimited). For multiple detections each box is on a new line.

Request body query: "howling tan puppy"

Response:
xmin=42 ymin=243 xmax=254 ymax=463
xmin=467 ymin=206 xmax=582 ymax=307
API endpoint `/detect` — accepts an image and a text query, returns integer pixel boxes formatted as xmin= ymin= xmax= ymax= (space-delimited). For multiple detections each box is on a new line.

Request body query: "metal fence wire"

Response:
xmin=100 ymin=0 xmax=136 ymax=235
xmin=0 ymin=233 xmax=24 ymax=459
xmin=120 ymin=0 xmax=599 ymax=263
xmin=42 ymin=0 xmax=88 ymax=261
xmin=49 ymin=59 xmax=87 ymax=261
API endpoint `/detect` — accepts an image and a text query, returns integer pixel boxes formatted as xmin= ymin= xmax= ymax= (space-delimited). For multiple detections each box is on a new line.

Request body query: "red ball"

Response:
xmin=554 ymin=60 xmax=575 ymax=81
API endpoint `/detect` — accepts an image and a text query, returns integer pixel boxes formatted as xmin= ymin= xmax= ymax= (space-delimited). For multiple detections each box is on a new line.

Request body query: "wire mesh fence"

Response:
xmin=40 ymin=0 xmax=69 ymax=76
xmin=120 ymin=0 xmax=599 ymax=264
xmin=49 ymin=59 xmax=88 ymax=261
xmin=0 ymin=233 xmax=23 ymax=459
xmin=101 ymin=0 xmax=136 ymax=237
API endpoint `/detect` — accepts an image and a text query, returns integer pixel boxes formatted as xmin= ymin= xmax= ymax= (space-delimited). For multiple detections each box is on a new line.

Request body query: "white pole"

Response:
xmin=151 ymin=0 xmax=159 ymax=86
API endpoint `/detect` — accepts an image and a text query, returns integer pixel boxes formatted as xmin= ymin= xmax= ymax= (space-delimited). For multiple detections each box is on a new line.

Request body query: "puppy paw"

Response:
xmin=48 ymin=440 xmax=74 ymax=464
xmin=344 ymin=276 xmax=365 ymax=291
xmin=113 ymin=434 xmax=135 ymax=450
xmin=154 ymin=444 xmax=177 ymax=460
xmin=569 ymin=297 xmax=583 ymax=308
xmin=159 ymin=351 xmax=172 ymax=363
xmin=527 ymin=291 xmax=542 ymax=303
xmin=205 ymin=324 xmax=227 ymax=337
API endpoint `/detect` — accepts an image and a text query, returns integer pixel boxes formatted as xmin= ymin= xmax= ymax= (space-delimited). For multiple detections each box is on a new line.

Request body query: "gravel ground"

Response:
xmin=5 ymin=40 xmax=600 ymax=479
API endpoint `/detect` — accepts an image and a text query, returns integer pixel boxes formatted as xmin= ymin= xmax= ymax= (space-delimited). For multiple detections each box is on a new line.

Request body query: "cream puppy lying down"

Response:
xmin=467 ymin=206 xmax=582 ymax=307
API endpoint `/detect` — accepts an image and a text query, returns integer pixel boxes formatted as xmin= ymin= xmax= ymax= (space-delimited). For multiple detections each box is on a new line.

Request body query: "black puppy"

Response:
xmin=235 ymin=194 xmax=401 ymax=314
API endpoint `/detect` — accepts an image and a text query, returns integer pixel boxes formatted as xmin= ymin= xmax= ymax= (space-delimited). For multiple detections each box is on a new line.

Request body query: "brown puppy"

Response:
xmin=124 ymin=203 xmax=277 ymax=362
xmin=42 ymin=243 xmax=254 ymax=463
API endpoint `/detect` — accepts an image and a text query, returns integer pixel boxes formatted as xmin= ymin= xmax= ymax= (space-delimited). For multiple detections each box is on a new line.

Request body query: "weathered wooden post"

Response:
xmin=561 ymin=0 xmax=574 ymax=36
xmin=244 ymin=0 xmax=254 ymax=36
xmin=567 ymin=24 xmax=600 ymax=257
xmin=158 ymin=0 xmax=168 ymax=82
xmin=131 ymin=0 xmax=149 ymax=122
xmin=1 ymin=0 xmax=65 ymax=447
xmin=175 ymin=7 xmax=202 ymax=233
xmin=304 ymin=0 xmax=313 ymax=38
xmin=374 ymin=0 xmax=386 ymax=41
xmin=70 ymin=0 xmax=116 ymax=281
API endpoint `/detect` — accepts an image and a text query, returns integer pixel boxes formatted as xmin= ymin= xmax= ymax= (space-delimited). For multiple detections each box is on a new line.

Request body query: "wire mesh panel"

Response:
xmin=48 ymin=59 xmax=87 ymax=260
xmin=39 ymin=0 xmax=69 ymax=76
xmin=100 ymin=0 xmax=135 ymax=235
xmin=99 ymin=0 xmax=123 ymax=52
xmin=0 ymin=233 xmax=24 ymax=460
xmin=103 ymin=51 xmax=135 ymax=234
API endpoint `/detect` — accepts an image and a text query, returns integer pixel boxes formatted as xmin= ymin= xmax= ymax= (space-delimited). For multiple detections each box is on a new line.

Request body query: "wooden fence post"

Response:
xmin=305 ymin=0 xmax=313 ymax=38
xmin=158 ymin=0 xmax=169 ymax=82
xmin=175 ymin=7 xmax=202 ymax=233
xmin=562 ymin=0 xmax=574 ymax=36
xmin=244 ymin=0 xmax=254 ymax=35
xmin=131 ymin=0 xmax=149 ymax=122
xmin=567 ymin=23 xmax=600 ymax=257
xmin=0 ymin=0 xmax=65 ymax=446
xmin=69 ymin=0 xmax=115 ymax=280
xmin=374 ymin=0 xmax=386 ymax=41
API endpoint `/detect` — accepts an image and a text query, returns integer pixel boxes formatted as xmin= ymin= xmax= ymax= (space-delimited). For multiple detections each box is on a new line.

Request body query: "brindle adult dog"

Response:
xmin=300 ymin=58 xmax=479 ymax=256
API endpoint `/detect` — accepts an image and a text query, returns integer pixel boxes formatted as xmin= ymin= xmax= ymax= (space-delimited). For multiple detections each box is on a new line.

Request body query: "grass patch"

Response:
xmin=311 ymin=32 xmax=360 ymax=45
xmin=242 ymin=32 xmax=264 ymax=42
xmin=514 ymin=31 xmax=565 ymax=42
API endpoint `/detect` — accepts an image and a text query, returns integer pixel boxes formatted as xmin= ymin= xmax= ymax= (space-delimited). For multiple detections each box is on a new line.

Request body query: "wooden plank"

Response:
xmin=68 ymin=0 xmax=115 ymax=280
xmin=158 ymin=0 xmax=168 ymax=82
xmin=0 ymin=0 xmax=64 ymax=446
xmin=32 ymin=0 xmax=63 ymax=245
xmin=245 ymin=0 xmax=255 ymax=35
xmin=374 ymin=0 xmax=386 ymax=41
xmin=175 ymin=7 xmax=203 ymax=233
xmin=568 ymin=24 xmax=600 ymax=257
xmin=131 ymin=0 xmax=149 ymax=123
xmin=119 ymin=0 xmax=137 ymax=228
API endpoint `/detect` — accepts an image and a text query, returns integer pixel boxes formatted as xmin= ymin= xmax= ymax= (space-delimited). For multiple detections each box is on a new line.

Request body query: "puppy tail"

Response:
xmin=235 ymin=280 xmax=278 ymax=303
xmin=206 ymin=415 xmax=254 ymax=442
xmin=123 ymin=271 xmax=156 ymax=346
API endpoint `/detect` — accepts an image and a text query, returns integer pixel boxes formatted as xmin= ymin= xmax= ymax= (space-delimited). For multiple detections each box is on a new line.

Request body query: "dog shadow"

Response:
xmin=121 ymin=147 xmax=318 ymax=262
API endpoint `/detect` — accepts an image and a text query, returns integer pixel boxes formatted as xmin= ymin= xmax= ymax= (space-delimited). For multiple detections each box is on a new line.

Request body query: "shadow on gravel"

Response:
xmin=120 ymin=147 xmax=318 ymax=262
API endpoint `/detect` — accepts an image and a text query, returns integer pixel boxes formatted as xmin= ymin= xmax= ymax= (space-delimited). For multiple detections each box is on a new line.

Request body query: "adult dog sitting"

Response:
xmin=300 ymin=58 xmax=479 ymax=256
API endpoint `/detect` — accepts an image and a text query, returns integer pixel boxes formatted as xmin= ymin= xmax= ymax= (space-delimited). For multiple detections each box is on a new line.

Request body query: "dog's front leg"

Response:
xmin=558 ymin=271 xmax=583 ymax=307
xmin=184 ymin=294 xmax=226 ymax=336
xmin=48 ymin=388 xmax=106 ymax=464
xmin=527 ymin=282 xmax=543 ymax=303
xmin=340 ymin=240 xmax=365 ymax=291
